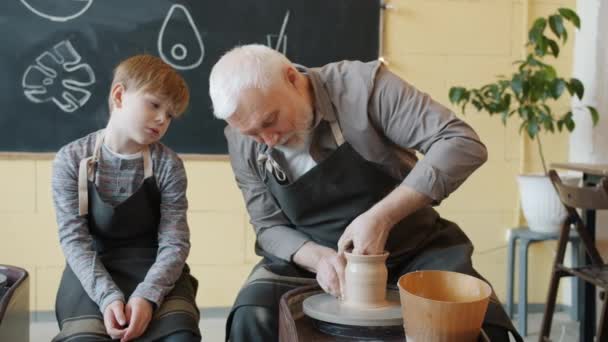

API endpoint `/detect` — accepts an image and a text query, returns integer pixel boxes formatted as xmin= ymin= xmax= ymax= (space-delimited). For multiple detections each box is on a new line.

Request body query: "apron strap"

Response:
xmin=91 ymin=130 xmax=104 ymax=163
xmin=142 ymin=145 xmax=152 ymax=179
xmin=78 ymin=130 xmax=104 ymax=216
xmin=78 ymin=157 xmax=93 ymax=216
xmin=257 ymin=152 xmax=288 ymax=183
xmin=329 ymin=120 xmax=345 ymax=146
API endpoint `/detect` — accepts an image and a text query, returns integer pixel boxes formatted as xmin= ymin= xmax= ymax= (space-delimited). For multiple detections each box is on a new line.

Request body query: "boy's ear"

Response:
xmin=110 ymin=83 xmax=125 ymax=109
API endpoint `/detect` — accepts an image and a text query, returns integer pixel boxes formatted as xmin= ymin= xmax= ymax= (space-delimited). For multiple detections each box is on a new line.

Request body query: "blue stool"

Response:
xmin=506 ymin=227 xmax=581 ymax=336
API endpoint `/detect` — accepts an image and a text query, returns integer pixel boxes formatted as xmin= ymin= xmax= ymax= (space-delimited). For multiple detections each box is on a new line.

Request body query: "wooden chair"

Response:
xmin=540 ymin=170 xmax=608 ymax=341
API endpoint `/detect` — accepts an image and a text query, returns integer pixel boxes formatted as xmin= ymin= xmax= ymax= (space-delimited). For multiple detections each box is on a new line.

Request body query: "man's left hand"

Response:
xmin=337 ymin=211 xmax=391 ymax=255
xmin=121 ymin=297 xmax=153 ymax=342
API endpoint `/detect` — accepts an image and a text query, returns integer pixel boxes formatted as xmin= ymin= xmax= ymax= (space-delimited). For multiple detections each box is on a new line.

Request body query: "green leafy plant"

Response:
xmin=449 ymin=8 xmax=599 ymax=174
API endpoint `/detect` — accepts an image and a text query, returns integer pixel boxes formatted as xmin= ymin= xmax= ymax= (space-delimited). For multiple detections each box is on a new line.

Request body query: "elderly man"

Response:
xmin=209 ymin=44 xmax=521 ymax=342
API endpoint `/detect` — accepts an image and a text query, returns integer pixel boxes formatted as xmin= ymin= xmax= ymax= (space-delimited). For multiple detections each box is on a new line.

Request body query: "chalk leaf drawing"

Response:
xmin=22 ymin=40 xmax=96 ymax=113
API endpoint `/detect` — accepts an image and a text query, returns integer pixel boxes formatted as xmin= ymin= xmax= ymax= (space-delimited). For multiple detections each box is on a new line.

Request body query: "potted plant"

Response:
xmin=448 ymin=8 xmax=599 ymax=233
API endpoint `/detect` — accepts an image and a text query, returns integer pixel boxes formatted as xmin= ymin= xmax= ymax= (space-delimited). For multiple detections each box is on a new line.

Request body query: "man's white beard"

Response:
xmin=278 ymin=129 xmax=311 ymax=149
xmin=278 ymin=108 xmax=314 ymax=149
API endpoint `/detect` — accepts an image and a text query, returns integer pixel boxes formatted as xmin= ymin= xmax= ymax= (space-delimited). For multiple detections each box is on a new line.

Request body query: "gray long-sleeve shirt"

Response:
xmin=225 ymin=60 xmax=488 ymax=262
xmin=52 ymin=131 xmax=190 ymax=313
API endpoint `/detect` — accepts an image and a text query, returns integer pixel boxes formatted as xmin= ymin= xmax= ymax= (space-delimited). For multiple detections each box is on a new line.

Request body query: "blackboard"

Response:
xmin=0 ymin=0 xmax=380 ymax=154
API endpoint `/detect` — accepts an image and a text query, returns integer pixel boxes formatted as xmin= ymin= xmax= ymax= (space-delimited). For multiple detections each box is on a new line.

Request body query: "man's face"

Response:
xmin=227 ymin=72 xmax=313 ymax=149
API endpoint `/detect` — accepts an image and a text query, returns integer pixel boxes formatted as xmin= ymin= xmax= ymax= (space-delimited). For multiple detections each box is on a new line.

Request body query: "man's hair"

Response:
xmin=108 ymin=54 xmax=189 ymax=117
xmin=209 ymin=44 xmax=293 ymax=119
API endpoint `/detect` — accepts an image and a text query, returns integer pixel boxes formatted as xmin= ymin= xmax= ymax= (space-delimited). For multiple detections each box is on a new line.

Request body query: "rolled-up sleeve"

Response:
xmin=226 ymin=128 xmax=312 ymax=261
xmin=369 ymin=66 xmax=488 ymax=203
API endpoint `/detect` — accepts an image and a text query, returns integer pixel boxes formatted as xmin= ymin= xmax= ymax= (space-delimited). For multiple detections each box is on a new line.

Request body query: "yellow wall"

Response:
xmin=0 ymin=0 xmax=576 ymax=313
xmin=384 ymin=0 xmax=576 ymax=304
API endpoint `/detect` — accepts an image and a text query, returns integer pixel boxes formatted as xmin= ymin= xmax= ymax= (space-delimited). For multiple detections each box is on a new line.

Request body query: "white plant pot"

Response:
xmin=517 ymin=173 xmax=580 ymax=234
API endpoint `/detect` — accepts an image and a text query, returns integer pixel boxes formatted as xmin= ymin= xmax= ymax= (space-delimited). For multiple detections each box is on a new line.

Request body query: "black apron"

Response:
xmin=227 ymin=121 xmax=521 ymax=341
xmin=54 ymin=131 xmax=200 ymax=341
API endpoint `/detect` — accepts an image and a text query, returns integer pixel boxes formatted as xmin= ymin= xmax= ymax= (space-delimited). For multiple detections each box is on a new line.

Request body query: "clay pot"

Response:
xmin=398 ymin=270 xmax=491 ymax=342
xmin=344 ymin=251 xmax=389 ymax=308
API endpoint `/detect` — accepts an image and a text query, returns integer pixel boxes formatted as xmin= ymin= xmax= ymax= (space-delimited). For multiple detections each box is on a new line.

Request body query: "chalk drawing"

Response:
xmin=158 ymin=4 xmax=204 ymax=70
xmin=19 ymin=0 xmax=93 ymax=22
xmin=22 ymin=40 xmax=95 ymax=113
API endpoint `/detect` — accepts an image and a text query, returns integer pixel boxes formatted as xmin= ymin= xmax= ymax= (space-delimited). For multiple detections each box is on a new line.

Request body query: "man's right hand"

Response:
xmin=293 ymin=242 xmax=346 ymax=298
xmin=315 ymin=252 xmax=346 ymax=298
xmin=103 ymin=300 xmax=127 ymax=339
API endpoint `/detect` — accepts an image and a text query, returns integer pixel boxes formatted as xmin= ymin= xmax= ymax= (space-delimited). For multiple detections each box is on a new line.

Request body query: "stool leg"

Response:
xmin=540 ymin=221 xmax=572 ymax=341
xmin=507 ymin=232 xmax=516 ymax=319
xmin=570 ymin=239 xmax=580 ymax=321
xmin=598 ymin=291 xmax=608 ymax=341
xmin=540 ymin=259 xmax=562 ymax=341
xmin=518 ymin=239 xmax=530 ymax=336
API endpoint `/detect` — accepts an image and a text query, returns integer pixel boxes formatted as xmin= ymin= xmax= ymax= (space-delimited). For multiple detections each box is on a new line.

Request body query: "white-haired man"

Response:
xmin=209 ymin=44 xmax=522 ymax=342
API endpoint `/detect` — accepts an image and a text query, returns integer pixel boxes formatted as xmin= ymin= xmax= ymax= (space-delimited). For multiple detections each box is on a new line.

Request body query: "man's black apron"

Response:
xmin=227 ymin=120 xmax=521 ymax=341
xmin=53 ymin=131 xmax=200 ymax=341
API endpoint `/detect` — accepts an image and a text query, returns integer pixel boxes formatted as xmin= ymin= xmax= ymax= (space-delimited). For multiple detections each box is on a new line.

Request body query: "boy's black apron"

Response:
xmin=226 ymin=121 xmax=521 ymax=341
xmin=53 ymin=131 xmax=200 ymax=341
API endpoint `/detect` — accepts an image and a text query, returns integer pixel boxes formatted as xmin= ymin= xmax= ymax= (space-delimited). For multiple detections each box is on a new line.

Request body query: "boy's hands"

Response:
xmin=103 ymin=300 xmax=127 ymax=339
xmin=121 ymin=297 xmax=154 ymax=342
xmin=101 ymin=297 xmax=154 ymax=341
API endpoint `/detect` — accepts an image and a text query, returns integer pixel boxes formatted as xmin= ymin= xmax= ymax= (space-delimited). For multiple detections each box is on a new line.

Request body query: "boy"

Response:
xmin=52 ymin=55 xmax=200 ymax=342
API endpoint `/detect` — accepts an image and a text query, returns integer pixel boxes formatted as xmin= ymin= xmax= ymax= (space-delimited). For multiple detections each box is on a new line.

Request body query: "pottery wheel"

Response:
xmin=303 ymin=289 xmax=402 ymax=327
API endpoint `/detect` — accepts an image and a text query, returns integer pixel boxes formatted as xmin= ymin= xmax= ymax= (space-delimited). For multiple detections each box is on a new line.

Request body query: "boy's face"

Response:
xmin=112 ymin=84 xmax=174 ymax=146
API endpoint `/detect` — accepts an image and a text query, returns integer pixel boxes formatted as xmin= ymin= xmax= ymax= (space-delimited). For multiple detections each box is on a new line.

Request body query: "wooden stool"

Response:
xmin=540 ymin=170 xmax=608 ymax=341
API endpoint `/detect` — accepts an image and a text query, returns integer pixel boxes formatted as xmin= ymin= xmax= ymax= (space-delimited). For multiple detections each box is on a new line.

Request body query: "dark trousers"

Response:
xmin=161 ymin=331 xmax=201 ymax=342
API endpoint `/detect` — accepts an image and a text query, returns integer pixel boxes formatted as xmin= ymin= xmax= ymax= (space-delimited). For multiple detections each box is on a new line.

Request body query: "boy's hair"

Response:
xmin=108 ymin=54 xmax=189 ymax=117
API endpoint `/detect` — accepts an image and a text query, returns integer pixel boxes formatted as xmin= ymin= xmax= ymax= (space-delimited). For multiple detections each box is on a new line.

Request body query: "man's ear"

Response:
xmin=285 ymin=66 xmax=298 ymax=87
xmin=110 ymin=83 xmax=125 ymax=109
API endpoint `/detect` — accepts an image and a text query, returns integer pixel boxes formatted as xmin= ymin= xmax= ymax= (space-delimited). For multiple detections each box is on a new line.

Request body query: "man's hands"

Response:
xmin=337 ymin=211 xmax=391 ymax=255
xmin=293 ymin=242 xmax=346 ymax=298
xmin=338 ymin=184 xmax=433 ymax=255
xmin=292 ymin=185 xmax=432 ymax=297
xmin=292 ymin=217 xmax=389 ymax=299
xmin=103 ymin=297 xmax=154 ymax=342
xmin=315 ymin=253 xmax=346 ymax=298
